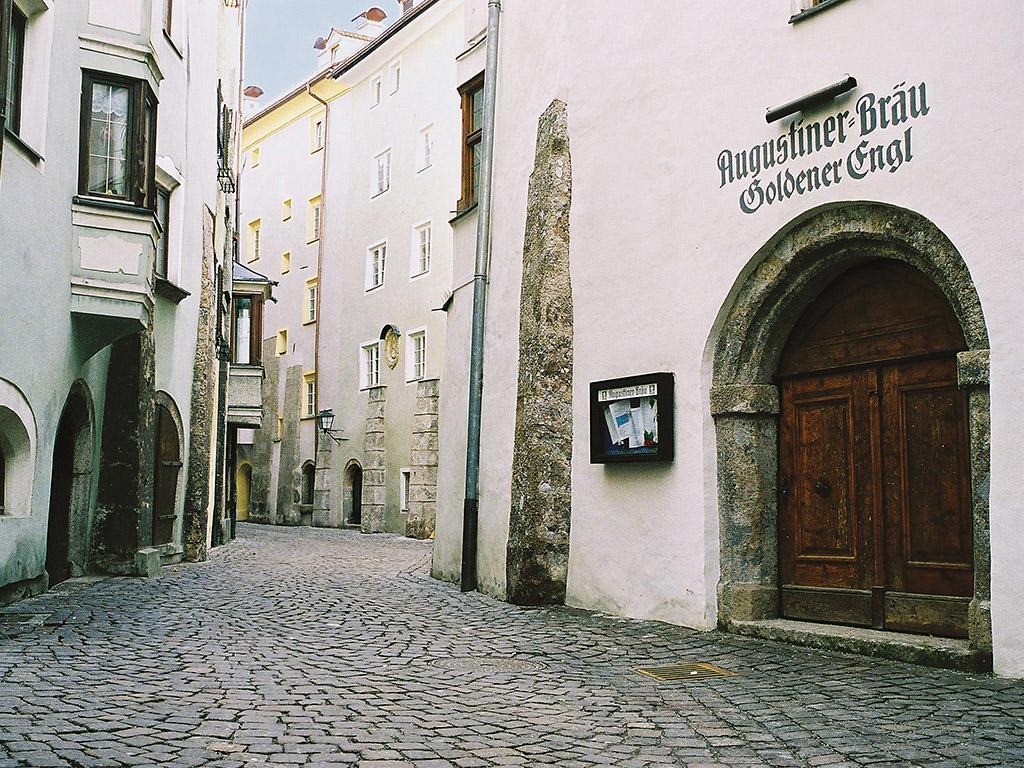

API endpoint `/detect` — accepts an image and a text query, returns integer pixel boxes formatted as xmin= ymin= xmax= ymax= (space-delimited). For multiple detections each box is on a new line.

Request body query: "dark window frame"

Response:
xmin=4 ymin=3 xmax=24 ymax=136
xmin=78 ymin=69 xmax=158 ymax=210
xmin=230 ymin=292 xmax=263 ymax=366
xmin=457 ymin=72 xmax=484 ymax=211
xmin=0 ymin=440 xmax=6 ymax=515
xmin=155 ymin=186 xmax=171 ymax=277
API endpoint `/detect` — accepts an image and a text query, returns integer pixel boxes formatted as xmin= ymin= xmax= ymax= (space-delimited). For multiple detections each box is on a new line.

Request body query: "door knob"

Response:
xmin=813 ymin=478 xmax=831 ymax=497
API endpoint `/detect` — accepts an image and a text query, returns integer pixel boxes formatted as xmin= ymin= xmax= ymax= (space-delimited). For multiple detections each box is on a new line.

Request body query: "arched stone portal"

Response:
xmin=344 ymin=460 xmax=362 ymax=526
xmin=47 ymin=384 xmax=94 ymax=585
xmin=709 ymin=202 xmax=992 ymax=656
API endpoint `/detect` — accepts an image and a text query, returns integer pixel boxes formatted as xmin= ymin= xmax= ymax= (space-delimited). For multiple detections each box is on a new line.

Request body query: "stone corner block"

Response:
xmin=718 ymin=582 xmax=779 ymax=622
xmin=133 ymin=547 xmax=162 ymax=578
xmin=710 ymin=384 xmax=780 ymax=417
xmin=957 ymin=349 xmax=990 ymax=389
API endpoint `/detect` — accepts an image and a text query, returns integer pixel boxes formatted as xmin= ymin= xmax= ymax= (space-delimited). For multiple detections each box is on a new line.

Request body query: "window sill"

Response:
xmin=364 ymin=284 xmax=384 ymax=294
xmin=154 ymin=276 xmax=190 ymax=303
xmin=72 ymin=195 xmax=155 ymax=219
xmin=449 ymin=203 xmax=478 ymax=226
xmin=4 ymin=129 xmax=44 ymax=164
xmin=310 ymin=146 xmax=324 ymax=155
xmin=302 ymin=319 xmax=316 ymax=326
xmin=790 ymin=0 xmax=851 ymax=23
xmin=410 ymin=269 xmax=430 ymax=281
xmin=371 ymin=187 xmax=390 ymax=199
xmin=417 ymin=163 xmax=432 ymax=174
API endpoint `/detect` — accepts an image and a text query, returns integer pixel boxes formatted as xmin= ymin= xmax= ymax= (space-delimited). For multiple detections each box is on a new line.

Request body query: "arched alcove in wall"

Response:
xmin=0 ymin=378 xmax=37 ymax=521
xmin=343 ymin=459 xmax=363 ymax=526
xmin=706 ymin=202 xmax=992 ymax=657
xmin=153 ymin=392 xmax=184 ymax=548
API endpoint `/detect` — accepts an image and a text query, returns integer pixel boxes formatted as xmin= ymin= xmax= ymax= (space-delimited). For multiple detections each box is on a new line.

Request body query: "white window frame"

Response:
xmin=303 ymin=374 xmax=316 ymax=418
xmin=365 ymin=240 xmax=387 ymax=292
xmin=360 ymin=340 xmax=381 ymax=389
xmin=311 ymin=114 xmax=325 ymax=152
xmin=370 ymin=74 xmax=382 ymax=108
xmin=282 ymin=198 xmax=292 ymax=220
xmin=399 ymin=467 xmax=411 ymax=511
xmin=405 ymin=327 xmax=426 ymax=382
xmin=388 ymin=59 xmax=401 ymax=94
xmin=417 ymin=124 xmax=433 ymax=172
xmin=248 ymin=219 xmax=261 ymax=263
xmin=410 ymin=220 xmax=431 ymax=278
xmin=372 ymin=148 xmax=391 ymax=197
xmin=308 ymin=196 xmax=322 ymax=242
xmin=304 ymin=280 xmax=318 ymax=324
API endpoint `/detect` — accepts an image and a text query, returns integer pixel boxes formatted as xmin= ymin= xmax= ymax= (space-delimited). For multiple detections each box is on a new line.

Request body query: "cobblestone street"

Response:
xmin=0 ymin=524 xmax=1022 ymax=768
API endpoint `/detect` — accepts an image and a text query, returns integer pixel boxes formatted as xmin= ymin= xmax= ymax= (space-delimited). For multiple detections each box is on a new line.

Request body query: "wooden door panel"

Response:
xmin=152 ymin=406 xmax=181 ymax=547
xmin=779 ymin=370 xmax=876 ymax=606
xmin=881 ymin=358 xmax=972 ymax=599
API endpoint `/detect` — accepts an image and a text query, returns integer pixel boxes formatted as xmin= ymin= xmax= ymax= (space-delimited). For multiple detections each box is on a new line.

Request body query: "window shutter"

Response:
xmin=250 ymin=296 xmax=263 ymax=365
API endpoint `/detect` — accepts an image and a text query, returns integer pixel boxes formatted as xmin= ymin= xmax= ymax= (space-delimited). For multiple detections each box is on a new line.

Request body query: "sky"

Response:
xmin=245 ymin=0 xmax=397 ymax=102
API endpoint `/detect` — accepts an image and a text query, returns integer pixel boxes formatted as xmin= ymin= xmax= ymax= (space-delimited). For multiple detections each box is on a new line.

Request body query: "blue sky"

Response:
xmin=245 ymin=0 xmax=396 ymax=101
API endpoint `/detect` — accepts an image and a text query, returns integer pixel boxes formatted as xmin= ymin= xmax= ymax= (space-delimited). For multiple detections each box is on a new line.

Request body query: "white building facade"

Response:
xmin=0 ymin=0 xmax=245 ymax=601
xmin=433 ymin=0 xmax=1024 ymax=677
xmin=240 ymin=0 xmax=467 ymax=537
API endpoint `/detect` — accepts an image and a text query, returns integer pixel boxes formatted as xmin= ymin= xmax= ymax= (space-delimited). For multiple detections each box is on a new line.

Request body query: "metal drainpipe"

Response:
xmin=461 ymin=0 xmax=501 ymax=593
xmin=308 ymin=83 xmax=330 ymax=521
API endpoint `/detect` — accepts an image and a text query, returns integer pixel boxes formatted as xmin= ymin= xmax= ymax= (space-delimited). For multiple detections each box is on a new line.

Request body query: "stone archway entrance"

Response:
xmin=710 ymin=203 xmax=991 ymax=657
xmin=47 ymin=387 xmax=93 ymax=586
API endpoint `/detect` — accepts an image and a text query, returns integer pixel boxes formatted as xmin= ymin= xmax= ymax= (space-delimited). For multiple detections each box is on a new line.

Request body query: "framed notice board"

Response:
xmin=589 ymin=372 xmax=674 ymax=464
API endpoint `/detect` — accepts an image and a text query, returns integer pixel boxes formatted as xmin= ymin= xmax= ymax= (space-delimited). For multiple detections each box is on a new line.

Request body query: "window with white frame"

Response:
xmin=305 ymin=279 xmax=317 ymax=323
xmin=406 ymin=330 xmax=426 ymax=381
xmin=248 ymin=219 xmax=261 ymax=262
xmin=360 ymin=342 xmax=380 ymax=388
xmin=311 ymin=114 xmax=324 ymax=152
xmin=303 ymin=373 xmax=316 ymax=418
xmin=366 ymin=242 xmax=387 ymax=290
xmin=399 ymin=468 xmax=411 ymax=511
xmin=417 ymin=125 xmax=432 ymax=171
xmin=308 ymin=196 xmax=322 ymax=241
xmin=388 ymin=60 xmax=401 ymax=93
xmin=370 ymin=74 xmax=382 ymax=107
xmin=373 ymin=149 xmax=391 ymax=196
xmin=411 ymin=222 xmax=431 ymax=277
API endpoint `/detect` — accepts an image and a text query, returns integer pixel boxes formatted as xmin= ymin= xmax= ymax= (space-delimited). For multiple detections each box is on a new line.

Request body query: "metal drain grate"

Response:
xmin=636 ymin=662 xmax=736 ymax=682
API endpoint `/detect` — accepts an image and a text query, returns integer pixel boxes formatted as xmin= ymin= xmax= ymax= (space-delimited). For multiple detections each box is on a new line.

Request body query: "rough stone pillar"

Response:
xmin=91 ymin=328 xmax=156 ymax=574
xmin=406 ymin=378 xmax=439 ymax=539
xmin=506 ymin=99 xmax=574 ymax=606
xmin=276 ymin=365 xmax=303 ymax=525
xmin=182 ymin=209 xmax=218 ymax=561
xmin=710 ymin=384 xmax=781 ymax=623
xmin=958 ymin=349 xmax=992 ymax=657
xmin=362 ymin=385 xmax=387 ymax=533
xmin=312 ymin=428 xmax=337 ymax=528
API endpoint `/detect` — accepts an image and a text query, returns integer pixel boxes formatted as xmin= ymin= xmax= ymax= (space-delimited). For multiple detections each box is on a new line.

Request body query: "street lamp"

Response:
xmin=316 ymin=409 xmax=346 ymax=443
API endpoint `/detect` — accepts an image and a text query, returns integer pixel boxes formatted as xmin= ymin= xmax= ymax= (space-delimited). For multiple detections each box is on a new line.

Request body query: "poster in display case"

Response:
xmin=589 ymin=372 xmax=674 ymax=464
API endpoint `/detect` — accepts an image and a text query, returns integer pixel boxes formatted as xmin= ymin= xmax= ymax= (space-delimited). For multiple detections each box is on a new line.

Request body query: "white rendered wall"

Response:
xmin=439 ymin=0 xmax=1024 ymax=676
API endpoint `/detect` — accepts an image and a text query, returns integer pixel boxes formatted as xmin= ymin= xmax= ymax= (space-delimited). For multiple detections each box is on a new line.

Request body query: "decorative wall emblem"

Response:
xmin=383 ymin=327 xmax=400 ymax=369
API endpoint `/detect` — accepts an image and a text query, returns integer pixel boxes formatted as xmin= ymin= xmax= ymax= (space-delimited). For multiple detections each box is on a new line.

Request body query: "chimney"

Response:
xmin=242 ymin=85 xmax=264 ymax=118
xmin=352 ymin=7 xmax=387 ymax=38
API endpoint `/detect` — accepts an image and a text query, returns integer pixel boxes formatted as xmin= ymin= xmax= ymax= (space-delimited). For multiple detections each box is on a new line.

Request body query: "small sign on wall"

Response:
xmin=589 ymin=372 xmax=674 ymax=464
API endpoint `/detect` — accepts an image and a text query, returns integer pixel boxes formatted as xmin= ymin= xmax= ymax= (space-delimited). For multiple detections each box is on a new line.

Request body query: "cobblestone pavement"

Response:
xmin=1 ymin=525 xmax=1023 ymax=768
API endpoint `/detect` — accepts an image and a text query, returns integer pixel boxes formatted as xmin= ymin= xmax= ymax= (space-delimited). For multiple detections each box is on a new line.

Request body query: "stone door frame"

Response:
xmin=709 ymin=202 xmax=992 ymax=656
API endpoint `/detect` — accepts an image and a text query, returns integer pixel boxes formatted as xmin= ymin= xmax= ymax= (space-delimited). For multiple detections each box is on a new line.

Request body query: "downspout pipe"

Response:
xmin=308 ymin=83 xmax=330 ymax=520
xmin=461 ymin=0 xmax=501 ymax=592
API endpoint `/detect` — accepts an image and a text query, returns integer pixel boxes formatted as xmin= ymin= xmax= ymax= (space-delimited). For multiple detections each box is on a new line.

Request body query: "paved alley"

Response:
xmin=1 ymin=524 xmax=1022 ymax=768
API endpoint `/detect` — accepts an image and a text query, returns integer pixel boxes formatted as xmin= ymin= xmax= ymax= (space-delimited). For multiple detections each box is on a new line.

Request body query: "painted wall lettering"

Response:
xmin=717 ymin=81 xmax=930 ymax=214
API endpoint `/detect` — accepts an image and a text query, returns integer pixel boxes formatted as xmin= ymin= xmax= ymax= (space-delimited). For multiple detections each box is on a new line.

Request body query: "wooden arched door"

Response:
xmin=777 ymin=260 xmax=973 ymax=637
xmin=152 ymin=404 xmax=181 ymax=546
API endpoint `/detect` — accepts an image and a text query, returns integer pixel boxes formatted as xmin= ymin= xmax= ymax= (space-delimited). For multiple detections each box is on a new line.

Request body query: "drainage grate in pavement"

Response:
xmin=636 ymin=662 xmax=736 ymax=682
xmin=432 ymin=657 xmax=546 ymax=674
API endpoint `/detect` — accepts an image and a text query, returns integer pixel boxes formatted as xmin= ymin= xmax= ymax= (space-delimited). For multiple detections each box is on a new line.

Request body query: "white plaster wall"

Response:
xmin=448 ymin=0 xmax=1024 ymax=675
xmin=321 ymin=0 xmax=464 ymax=530
xmin=0 ymin=0 xmax=237 ymax=585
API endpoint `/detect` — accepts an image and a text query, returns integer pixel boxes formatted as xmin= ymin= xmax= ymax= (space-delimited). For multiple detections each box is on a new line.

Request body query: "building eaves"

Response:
xmin=243 ymin=0 xmax=441 ymax=128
